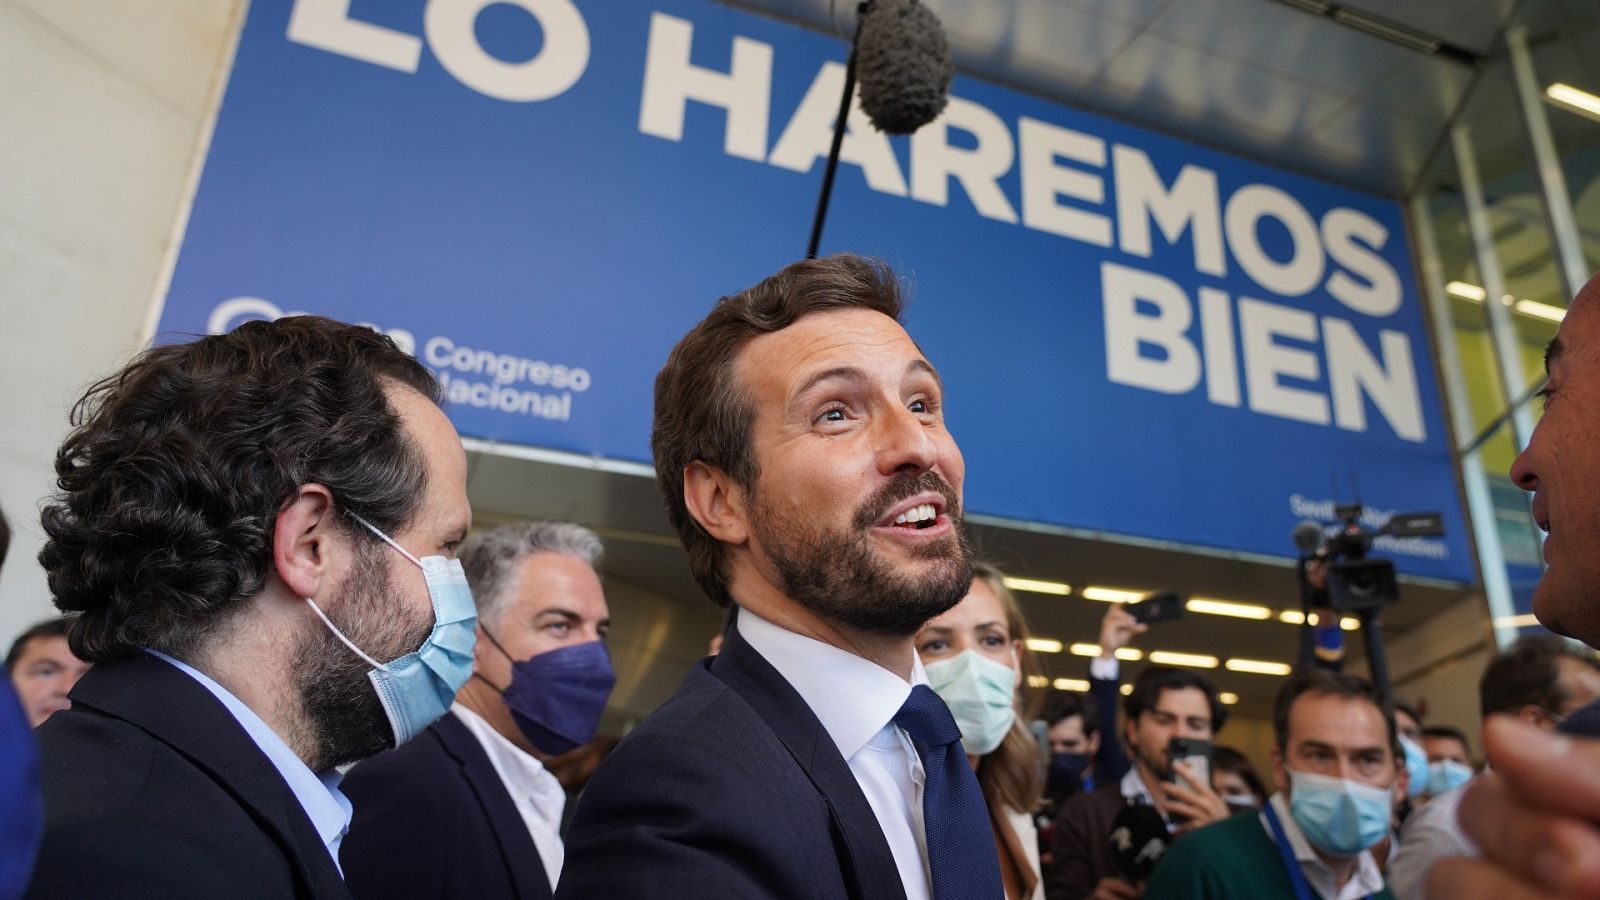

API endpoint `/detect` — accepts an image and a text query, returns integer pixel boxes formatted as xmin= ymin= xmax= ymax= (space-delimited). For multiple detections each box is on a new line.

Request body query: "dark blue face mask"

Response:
xmin=479 ymin=626 xmax=616 ymax=756
xmin=1047 ymin=752 xmax=1091 ymax=795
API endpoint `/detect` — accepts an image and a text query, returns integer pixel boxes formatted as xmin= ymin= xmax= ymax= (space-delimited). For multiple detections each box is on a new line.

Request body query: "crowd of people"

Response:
xmin=0 ymin=252 xmax=1597 ymax=899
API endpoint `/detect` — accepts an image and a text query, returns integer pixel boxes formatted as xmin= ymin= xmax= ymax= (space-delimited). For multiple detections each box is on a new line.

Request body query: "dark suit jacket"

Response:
xmin=1044 ymin=783 xmax=1130 ymax=900
xmin=339 ymin=710 xmax=552 ymax=899
xmin=556 ymin=623 xmax=908 ymax=900
xmin=27 ymin=653 xmax=351 ymax=899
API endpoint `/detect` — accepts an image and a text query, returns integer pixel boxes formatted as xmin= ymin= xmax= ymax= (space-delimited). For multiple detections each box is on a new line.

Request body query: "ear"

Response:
xmin=1517 ymin=704 xmax=1552 ymax=730
xmin=1086 ymin=731 xmax=1101 ymax=756
xmin=273 ymin=484 xmax=340 ymax=601
xmin=683 ymin=462 xmax=749 ymax=547
xmin=1011 ymin=640 xmax=1023 ymax=689
xmin=1271 ymin=745 xmax=1287 ymax=794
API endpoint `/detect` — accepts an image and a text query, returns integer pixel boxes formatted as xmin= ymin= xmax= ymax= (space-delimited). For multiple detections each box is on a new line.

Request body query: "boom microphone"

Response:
xmin=1109 ymin=803 xmax=1170 ymax=883
xmin=854 ymin=0 xmax=953 ymax=134
xmin=1292 ymin=520 xmax=1325 ymax=556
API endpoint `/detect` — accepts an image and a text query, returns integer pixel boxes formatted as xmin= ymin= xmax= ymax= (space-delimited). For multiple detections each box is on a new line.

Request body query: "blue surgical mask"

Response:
xmin=1287 ymin=769 xmax=1392 ymax=857
xmin=305 ymin=513 xmax=478 ymax=747
xmin=923 ymin=649 xmax=1017 ymax=755
xmin=1425 ymin=759 xmax=1474 ymax=796
xmin=480 ymin=627 xmax=616 ymax=756
xmin=1400 ymin=736 xmax=1429 ymax=799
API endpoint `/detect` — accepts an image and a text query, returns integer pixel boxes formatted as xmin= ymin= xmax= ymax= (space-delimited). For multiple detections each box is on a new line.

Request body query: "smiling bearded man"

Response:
xmin=557 ymin=255 xmax=1002 ymax=900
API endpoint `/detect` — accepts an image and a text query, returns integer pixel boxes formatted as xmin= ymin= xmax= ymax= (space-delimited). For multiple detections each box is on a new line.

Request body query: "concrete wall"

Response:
xmin=0 ymin=0 xmax=241 ymax=646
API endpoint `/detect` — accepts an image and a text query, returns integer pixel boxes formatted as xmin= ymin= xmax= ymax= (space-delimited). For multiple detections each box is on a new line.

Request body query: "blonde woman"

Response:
xmin=915 ymin=563 xmax=1046 ymax=900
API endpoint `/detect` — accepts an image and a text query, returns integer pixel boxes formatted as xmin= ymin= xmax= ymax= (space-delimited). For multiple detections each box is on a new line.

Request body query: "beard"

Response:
xmin=748 ymin=470 xmax=974 ymax=637
xmin=293 ymin=540 xmax=434 ymax=770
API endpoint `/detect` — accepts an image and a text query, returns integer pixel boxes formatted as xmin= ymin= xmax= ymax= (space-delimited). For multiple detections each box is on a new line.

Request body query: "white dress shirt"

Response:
xmin=738 ymin=609 xmax=932 ymax=900
xmin=146 ymin=649 xmax=353 ymax=874
xmin=450 ymin=703 xmax=568 ymax=891
xmin=1262 ymin=792 xmax=1387 ymax=900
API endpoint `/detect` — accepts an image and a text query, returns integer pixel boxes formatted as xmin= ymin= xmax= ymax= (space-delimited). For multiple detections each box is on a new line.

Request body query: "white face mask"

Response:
xmin=923 ymin=649 xmax=1017 ymax=755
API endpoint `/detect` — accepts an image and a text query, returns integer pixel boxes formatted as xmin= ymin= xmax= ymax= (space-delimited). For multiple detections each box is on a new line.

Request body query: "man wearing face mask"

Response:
xmin=1143 ymin=668 xmax=1399 ymax=900
xmin=1419 ymin=726 xmax=1474 ymax=799
xmin=28 ymin=317 xmax=476 ymax=899
xmin=1385 ymin=635 xmax=1600 ymax=900
xmin=339 ymin=521 xmax=613 ymax=899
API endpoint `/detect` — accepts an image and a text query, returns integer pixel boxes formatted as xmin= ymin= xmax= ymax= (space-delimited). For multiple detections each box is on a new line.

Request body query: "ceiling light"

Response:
xmin=1547 ymin=83 xmax=1600 ymax=121
xmin=1278 ymin=610 xmax=1306 ymax=625
xmin=1226 ymin=658 xmax=1293 ymax=676
xmin=1516 ymin=299 xmax=1567 ymax=323
xmin=1219 ymin=692 xmax=1240 ymax=705
xmin=1187 ymin=598 xmax=1272 ymax=620
xmin=1147 ymin=651 xmax=1219 ymax=669
xmin=1494 ymin=613 xmax=1540 ymax=629
xmin=1027 ymin=674 xmax=1051 ymax=688
xmin=1026 ymin=638 xmax=1063 ymax=653
xmin=1082 ymin=586 xmax=1144 ymax=603
xmin=1445 ymin=281 xmax=1565 ymax=323
xmin=1340 ymin=617 xmax=1360 ymax=631
xmin=1054 ymin=678 xmax=1090 ymax=692
xmin=1068 ymin=643 xmax=1142 ymax=661
xmin=1120 ymin=683 xmax=1133 ymax=696
xmin=1003 ymin=576 xmax=1071 ymax=596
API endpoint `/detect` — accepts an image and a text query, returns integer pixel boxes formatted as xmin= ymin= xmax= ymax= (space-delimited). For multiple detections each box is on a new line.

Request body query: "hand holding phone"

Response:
xmin=1127 ymin=592 xmax=1185 ymax=626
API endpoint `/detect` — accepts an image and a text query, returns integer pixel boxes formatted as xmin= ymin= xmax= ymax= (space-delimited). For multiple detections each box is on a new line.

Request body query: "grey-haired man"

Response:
xmin=339 ymin=521 xmax=613 ymax=900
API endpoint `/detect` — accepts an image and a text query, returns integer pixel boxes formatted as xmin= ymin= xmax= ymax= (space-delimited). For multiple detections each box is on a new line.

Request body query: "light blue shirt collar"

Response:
xmin=146 ymin=649 xmax=352 ymax=873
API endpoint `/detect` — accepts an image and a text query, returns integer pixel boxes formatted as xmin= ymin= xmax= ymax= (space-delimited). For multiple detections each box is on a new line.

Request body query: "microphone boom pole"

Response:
xmin=806 ymin=2 xmax=869 ymax=260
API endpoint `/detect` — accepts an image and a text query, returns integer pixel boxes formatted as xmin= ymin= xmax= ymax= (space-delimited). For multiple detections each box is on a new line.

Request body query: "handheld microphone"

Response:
xmin=854 ymin=0 xmax=953 ymax=134
xmin=1109 ymin=803 xmax=1171 ymax=882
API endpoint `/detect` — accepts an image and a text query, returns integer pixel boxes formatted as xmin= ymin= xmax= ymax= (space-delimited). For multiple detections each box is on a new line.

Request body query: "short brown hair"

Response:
xmin=651 ymin=255 xmax=904 ymax=607
xmin=1273 ymin=668 xmax=1397 ymax=759
xmin=40 ymin=316 xmax=439 ymax=662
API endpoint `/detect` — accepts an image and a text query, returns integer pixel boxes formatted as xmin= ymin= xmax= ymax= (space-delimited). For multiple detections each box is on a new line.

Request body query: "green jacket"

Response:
xmin=1143 ymin=811 xmax=1396 ymax=900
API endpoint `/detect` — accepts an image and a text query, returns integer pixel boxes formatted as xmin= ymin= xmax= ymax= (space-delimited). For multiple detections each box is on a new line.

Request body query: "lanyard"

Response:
xmin=1261 ymin=802 xmax=1375 ymax=900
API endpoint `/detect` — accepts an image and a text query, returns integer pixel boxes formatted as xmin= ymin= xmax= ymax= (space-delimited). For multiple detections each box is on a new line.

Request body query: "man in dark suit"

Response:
xmin=27 ymin=317 xmax=477 ymax=898
xmin=1046 ymin=667 xmax=1231 ymax=900
xmin=558 ymin=254 xmax=1003 ymax=900
xmin=341 ymin=522 xmax=613 ymax=898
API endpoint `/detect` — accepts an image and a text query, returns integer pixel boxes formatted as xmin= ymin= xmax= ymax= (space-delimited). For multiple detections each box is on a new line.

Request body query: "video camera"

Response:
xmin=1295 ymin=504 xmax=1444 ymax=613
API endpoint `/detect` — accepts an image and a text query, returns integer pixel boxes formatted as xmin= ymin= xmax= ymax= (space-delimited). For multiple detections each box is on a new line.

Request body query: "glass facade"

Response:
xmin=1412 ymin=2 xmax=1599 ymax=646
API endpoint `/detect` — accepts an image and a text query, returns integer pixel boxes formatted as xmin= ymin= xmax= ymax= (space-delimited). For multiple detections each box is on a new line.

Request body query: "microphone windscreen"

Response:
xmin=1293 ymin=520 xmax=1325 ymax=555
xmin=1109 ymin=803 xmax=1171 ymax=882
xmin=854 ymin=0 xmax=953 ymax=134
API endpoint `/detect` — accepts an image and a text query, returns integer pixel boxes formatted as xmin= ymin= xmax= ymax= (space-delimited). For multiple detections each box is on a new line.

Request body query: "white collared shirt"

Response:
xmin=450 ymin=704 xmax=567 ymax=891
xmin=1262 ymin=792 xmax=1387 ymax=900
xmin=738 ymin=609 xmax=932 ymax=900
xmin=146 ymin=649 xmax=353 ymax=874
xmin=1120 ymin=765 xmax=1181 ymax=835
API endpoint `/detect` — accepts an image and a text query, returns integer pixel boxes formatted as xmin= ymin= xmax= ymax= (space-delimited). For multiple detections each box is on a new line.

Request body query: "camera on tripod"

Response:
xmin=1297 ymin=504 xmax=1445 ymax=613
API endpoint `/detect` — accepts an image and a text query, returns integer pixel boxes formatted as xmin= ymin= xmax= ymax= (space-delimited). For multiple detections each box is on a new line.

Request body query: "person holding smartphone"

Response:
xmin=1045 ymin=666 xmax=1231 ymax=900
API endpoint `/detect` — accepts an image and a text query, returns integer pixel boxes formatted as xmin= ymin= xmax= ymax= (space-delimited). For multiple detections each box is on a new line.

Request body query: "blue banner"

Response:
xmin=159 ymin=0 xmax=1473 ymax=581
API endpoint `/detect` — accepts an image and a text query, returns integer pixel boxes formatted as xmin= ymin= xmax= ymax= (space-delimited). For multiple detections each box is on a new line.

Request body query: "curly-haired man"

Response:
xmin=27 ymin=317 xmax=476 ymax=899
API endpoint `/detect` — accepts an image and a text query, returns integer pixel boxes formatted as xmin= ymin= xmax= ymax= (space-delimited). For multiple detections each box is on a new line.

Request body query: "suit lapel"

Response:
xmin=68 ymin=654 xmax=351 ymax=899
xmin=431 ymin=713 xmax=553 ymax=900
xmin=710 ymin=623 xmax=908 ymax=900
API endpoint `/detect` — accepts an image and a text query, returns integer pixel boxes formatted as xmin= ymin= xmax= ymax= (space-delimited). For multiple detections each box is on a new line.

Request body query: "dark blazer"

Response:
xmin=556 ymin=623 xmax=909 ymax=900
xmin=339 ymin=710 xmax=552 ymax=900
xmin=1044 ymin=783 xmax=1130 ymax=900
xmin=27 ymin=653 xmax=351 ymax=899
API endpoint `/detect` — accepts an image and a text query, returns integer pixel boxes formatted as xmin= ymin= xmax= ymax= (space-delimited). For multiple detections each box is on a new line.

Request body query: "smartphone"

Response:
xmin=1164 ymin=737 xmax=1213 ymax=825
xmin=1127 ymin=591 xmax=1185 ymax=625
xmin=1166 ymin=737 xmax=1213 ymax=786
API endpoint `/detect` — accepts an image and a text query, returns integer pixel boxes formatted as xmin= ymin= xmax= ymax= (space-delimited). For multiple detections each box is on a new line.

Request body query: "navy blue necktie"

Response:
xmin=893 ymin=684 xmax=1004 ymax=900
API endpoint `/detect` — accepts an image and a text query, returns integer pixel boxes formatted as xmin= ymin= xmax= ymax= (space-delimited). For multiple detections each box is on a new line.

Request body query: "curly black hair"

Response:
xmin=39 ymin=316 xmax=440 ymax=663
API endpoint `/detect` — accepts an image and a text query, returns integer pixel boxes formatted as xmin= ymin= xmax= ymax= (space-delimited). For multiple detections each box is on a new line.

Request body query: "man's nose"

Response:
xmin=874 ymin=404 xmax=938 ymax=476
